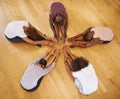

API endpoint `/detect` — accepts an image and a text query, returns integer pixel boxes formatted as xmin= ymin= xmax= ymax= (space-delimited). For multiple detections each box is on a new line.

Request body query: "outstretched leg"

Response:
xmin=65 ymin=45 xmax=76 ymax=60
xmin=60 ymin=26 xmax=66 ymax=42
xmin=44 ymin=48 xmax=60 ymax=67
xmin=54 ymin=24 xmax=60 ymax=41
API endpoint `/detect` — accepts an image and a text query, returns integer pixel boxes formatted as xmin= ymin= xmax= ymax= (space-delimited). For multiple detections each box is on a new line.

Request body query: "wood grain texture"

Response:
xmin=0 ymin=0 xmax=120 ymax=99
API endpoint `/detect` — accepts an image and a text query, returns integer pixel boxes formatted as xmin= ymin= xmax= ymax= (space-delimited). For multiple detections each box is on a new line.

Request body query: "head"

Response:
xmin=54 ymin=14 xmax=63 ymax=24
xmin=83 ymin=31 xmax=94 ymax=41
xmin=71 ymin=57 xmax=89 ymax=72
xmin=39 ymin=59 xmax=47 ymax=68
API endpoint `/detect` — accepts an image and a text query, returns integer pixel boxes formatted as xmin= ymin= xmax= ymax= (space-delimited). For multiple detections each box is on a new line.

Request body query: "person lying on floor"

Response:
xmin=21 ymin=47 xmax=60 ymax=91
xmin=62 ymin=45 xmax=98 ymax=95
xmin=5 ymin=21 xmax=56 ymax=47
xmin=49 ymin=2 xmax=68 ymax=42
xmin=67 ymin=27 xmax=114 ymax=48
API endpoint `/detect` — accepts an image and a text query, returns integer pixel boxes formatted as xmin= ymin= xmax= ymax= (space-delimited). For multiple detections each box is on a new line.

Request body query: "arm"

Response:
xmin=60 ymin=16 xmax=68 ymax=42
xmin=54 ymin=24 xmax=60 ymax=41
xmin=69 ymin=41 xmax=88 ymax=48
xmin=65 ymin=14 xmax=68 ymax=34
xmin=46 ymin=50 xmax=60 ymax=68
xmin=49 ymin=15 xmax=57 ymax=37
xmin=62 ymin=45 xmax=75 ymax=80
xmin=70 ymin=36 xmax=83 ymax=42
xmin=65 ymin=45 xmax=76 ymax=60
xmin=60 ymin=24 xmax=66 ymax=42
xmin=72 ymin=38 xmax=103 ymax=48
xmin=65 ymin=59 xmax=74 ymax=80
xmin=44 ymin=48 xmax=60 ymax=68
xmin=67 ymin=27 xmax=92 ymax=42
xmin=22 ymin=37 xmax=54 ymax=46
xmin=44 ymin=48 xmax=57 ymax=67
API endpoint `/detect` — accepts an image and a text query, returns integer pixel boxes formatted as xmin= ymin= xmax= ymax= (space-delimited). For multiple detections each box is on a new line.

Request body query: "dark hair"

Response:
xmin=83 ymin=31 xmax=94 ymax=41
xmin=27 ymin=27 xmax=45 ymax=41
xmin=39 ymin=59 xmax=47 ymax=68
xmin=71 ymin=57 xmax=89 ymax=72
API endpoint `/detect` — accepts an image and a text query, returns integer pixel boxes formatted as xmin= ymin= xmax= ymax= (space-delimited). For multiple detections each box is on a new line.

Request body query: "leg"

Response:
xmin=63 ymin=47 xmax=74 ymax=80
xmin=62 ymin=46 xmax=69 ymax=59
xmin=69 ymin=43 xmax=88 ymax=48
xmin=44 ymin=48 xmax=57 ymax=61
xmin=62 ymin=46 xmax=73 ymax=70
xmin=65 ymin=45 xmax=76 ymax=60
xmin=72 ymin=36 xmax=83 ymax=42
xmin=60 ymin=25 xmax=66 ymax=42
xmin=69 ymin=41 xmax=88 ymax=48
xmin=45 ymin=49 xmax=60 ymax=67
xmin=54 ymin=24 xmax=60 ymax=41
xmin=67 ymin=34 xmax=83 ymax=42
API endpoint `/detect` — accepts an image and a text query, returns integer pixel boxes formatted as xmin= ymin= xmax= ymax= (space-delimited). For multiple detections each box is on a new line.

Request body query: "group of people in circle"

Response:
xmin=4 ymin=2 xmax=114 ymax=95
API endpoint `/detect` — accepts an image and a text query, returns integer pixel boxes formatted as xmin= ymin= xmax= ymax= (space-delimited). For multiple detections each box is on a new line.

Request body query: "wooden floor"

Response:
xmin=0 ymin=0 xmax=120 ymax=99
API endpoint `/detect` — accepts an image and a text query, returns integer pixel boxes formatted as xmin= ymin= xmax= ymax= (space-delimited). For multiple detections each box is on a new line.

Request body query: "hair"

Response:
xmin=83 ymin=31 xmax=94 ymax=41
xmin=71 ymin=57 xmax=89 ymax=72
xmin=27 ymin=27 xmax=45 ymax=41
xmin=39 ymin=59 xmax=47 ymax=68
